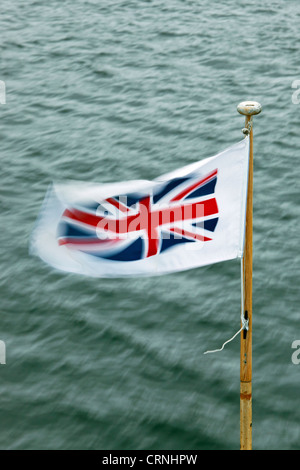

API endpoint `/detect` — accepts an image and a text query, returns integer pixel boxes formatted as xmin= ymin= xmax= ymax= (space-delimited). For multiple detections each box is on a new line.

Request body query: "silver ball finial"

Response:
xmin=237 ymin=101 xmax=262 ymax=116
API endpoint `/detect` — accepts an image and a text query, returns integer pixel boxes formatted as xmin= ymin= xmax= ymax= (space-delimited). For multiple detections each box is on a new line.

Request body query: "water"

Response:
xmin=0 ymin=0 xmax=299 ymax=450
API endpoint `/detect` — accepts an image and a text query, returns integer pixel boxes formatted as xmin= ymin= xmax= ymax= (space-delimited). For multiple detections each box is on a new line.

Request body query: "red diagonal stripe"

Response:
xmin=58 ymin=237 xmax=121 ymax=246
xmin=169 ymin=227 xmax=212 ymax=242
xmin=63 ymin=208 xmax=105 ymax=227
xmin=106 ymin=197 xmax=130 ymax=213
xmin=170 ymin=169 xmax=218 ymax=202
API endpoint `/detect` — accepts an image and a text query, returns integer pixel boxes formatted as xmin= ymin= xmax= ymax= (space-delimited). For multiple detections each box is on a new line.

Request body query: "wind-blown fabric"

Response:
xmin=30 ymin=138 xmax=249 ymax=277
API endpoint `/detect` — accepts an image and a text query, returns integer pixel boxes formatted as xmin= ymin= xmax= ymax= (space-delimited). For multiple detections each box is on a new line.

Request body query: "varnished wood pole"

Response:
xmin=237 ymin=101 xmax=262 ymax=451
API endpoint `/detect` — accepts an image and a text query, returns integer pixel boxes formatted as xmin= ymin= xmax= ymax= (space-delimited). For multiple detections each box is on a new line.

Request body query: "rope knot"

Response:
xmin=242 ymin=315 xmax=249 ymax=331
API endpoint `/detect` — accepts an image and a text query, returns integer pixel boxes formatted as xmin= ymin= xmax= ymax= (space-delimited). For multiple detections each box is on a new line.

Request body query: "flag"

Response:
xmin=30 ymin=138 xmax=249 ymax=277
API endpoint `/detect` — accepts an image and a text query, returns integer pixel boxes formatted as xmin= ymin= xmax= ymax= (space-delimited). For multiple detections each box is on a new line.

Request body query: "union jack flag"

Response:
xmin=31 ymin=138 xmax=249 ymax=277
xmin=57 ymin=169 xmax=219 ymax=262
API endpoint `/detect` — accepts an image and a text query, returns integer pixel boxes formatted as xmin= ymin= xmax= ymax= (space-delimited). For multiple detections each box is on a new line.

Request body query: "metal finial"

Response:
xmin=237 ymin=101 xmax=262 ymax=116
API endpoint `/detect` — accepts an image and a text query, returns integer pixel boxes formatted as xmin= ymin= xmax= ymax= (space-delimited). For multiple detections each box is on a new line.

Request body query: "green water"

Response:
xmin=0 ymin=0 xmax=299 ymax=450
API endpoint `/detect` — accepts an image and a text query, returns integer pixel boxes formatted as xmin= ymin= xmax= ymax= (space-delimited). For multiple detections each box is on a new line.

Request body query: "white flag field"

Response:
xmin=30 ymin=138 xmax=250 ymax=277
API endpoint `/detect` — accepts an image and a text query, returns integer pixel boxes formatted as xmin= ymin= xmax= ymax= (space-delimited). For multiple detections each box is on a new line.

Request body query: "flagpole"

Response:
xmin=237 ymin=101 xmax=262 ymax=451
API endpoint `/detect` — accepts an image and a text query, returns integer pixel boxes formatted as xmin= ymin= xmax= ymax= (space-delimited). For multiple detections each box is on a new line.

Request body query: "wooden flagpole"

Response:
xmin=237 ymin=101 xmax=262 ymax=451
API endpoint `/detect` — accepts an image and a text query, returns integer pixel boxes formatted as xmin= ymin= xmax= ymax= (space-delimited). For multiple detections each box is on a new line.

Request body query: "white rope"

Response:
xmin=203 ymin=327 xmax=243 ymax=355
xmin=203 ymin=258 xmax=248 ymax=355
